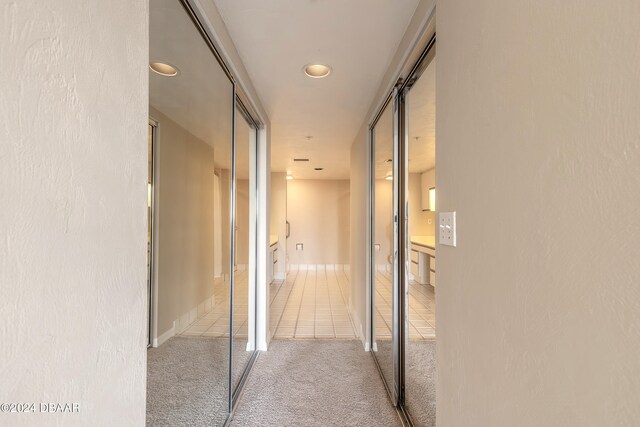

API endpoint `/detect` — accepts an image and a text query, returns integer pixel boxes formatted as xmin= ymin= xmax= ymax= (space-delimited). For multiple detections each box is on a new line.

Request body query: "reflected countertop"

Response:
xmin=410 ymin=235 xmax=436 ymax=250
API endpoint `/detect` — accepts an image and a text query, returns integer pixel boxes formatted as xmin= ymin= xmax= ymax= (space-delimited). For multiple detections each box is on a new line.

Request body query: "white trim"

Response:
xmin=154 ymin=325 xmax=175 ymax=348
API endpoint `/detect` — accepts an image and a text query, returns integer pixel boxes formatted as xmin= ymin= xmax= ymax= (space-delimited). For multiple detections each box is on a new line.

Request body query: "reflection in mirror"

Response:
xmin=405 ymin=51 xmax=437 ymax=426
xmin=146 ymin=0 xmax=233 ymax=424
xmin=232 ymin=107 xmax=257 ymax=394
xmin=372 ymin=101 xmax=395 ymax=393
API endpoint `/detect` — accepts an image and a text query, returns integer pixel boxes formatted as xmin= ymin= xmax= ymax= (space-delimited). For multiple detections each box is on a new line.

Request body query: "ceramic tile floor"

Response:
xmin=374 ymin=270 xmax=436 ymax=340
xmin=270 ymin=268 xmax=358 ymax=339
xmin=181 ymin=270 xmax=249 ymax=339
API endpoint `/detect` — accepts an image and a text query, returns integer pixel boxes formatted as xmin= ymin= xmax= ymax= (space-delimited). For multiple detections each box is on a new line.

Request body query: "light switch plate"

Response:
xmin=439 ymin=211 xmax=456 ymax=247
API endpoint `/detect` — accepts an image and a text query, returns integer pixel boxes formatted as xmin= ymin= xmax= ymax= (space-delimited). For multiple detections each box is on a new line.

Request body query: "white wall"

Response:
xmin=0 ymin=0 xmax=148 ymax=424
xmin=287 ymin=180 xmax=350 ymax=266
xmin=438 ymin=0 xmax=640 ymax=425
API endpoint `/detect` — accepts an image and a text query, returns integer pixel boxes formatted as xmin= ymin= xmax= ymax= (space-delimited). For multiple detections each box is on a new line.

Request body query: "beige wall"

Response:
xmin=270 ymin=172 xmax=287 ymax=278
xmin=287 ymin=180 xmax=350 ymax=265
xmin=152 ymin=107 xmax=217 ymax=336
xmin=373 ymin=180 xmax=393 ymax=267
xmin=438 ymin=0 xmax=640 ymax=425
xmin=408 ymin=172 xmax=435 ymax=238
xmin=236 ymin=179 xmax=250 ymax=267
xmin=0 ymin=0 xmax=148 ymax=424
xmin=350 ymin=135 xmax=371 ymax=341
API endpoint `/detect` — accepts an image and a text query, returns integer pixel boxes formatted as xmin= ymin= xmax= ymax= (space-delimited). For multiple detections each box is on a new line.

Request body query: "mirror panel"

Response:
xmin=371 ymin=101 xmax=396 ymax=395
xmin=148 ymin=0 xmax=233 ymax=423
xmin=231 ymin=107 xmax=257 ymax=394
xmin=404 ymin=49 xmax=437 ymax=426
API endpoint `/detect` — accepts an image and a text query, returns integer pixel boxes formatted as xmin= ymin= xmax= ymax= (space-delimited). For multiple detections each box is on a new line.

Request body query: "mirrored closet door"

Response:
xmin=147 ymin=0 xmax=259 ymax=424
xmin=369 ymin=32 xmax=436 ymax=426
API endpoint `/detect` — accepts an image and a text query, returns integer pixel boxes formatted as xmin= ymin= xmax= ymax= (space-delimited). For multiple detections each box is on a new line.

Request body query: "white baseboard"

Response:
xmin=154 ymin=325 xmax=175 ymax=347
xmin=167 ymin=294 xmax=217 ymax=339
xmin=289 ymin=263 xmax=349 ymax=271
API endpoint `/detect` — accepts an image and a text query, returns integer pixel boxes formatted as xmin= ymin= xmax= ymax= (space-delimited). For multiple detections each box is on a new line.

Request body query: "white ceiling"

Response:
xmin=372 ymin=57 xmax=436 ymax=180
xmin=214 ymin=0 xmax=422 ymax=179
xmin=408 ymin=57 xmax=436 ymax=174
xmin=150 ymin=0 xmax=234 ymax=173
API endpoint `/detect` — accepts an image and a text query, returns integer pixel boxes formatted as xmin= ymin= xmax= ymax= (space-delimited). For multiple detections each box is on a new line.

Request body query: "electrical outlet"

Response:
xmin=296 ymin=243 xmax=304 ymax=251
xmin=439 ymin=212 xmax=456 ymax=247
xmin=374 ymin=244 xmax=381 ymax=251
xmin=427 ymin=218 xmax=432 ymax=225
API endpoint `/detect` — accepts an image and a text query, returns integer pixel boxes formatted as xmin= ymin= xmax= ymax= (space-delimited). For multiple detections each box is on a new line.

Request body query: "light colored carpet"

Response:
xmin=230 ymin=340 xmax=401 ymax=427
xmin=405 ymin=340 xmax=436 ymax=427
xmin=147 ymin=337 xmax=230 ymax=426
xmin=373 ymin=339 xmax=436 ymax=426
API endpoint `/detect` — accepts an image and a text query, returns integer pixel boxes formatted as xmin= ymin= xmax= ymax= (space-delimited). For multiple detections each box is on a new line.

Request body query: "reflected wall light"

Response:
xmin=385 ymin=172 xmax=393 ymax=181
xmin=428 ymin=187 xmax=436 ymax=211
xmin=149 ymin=62 xmax=180 ymax=77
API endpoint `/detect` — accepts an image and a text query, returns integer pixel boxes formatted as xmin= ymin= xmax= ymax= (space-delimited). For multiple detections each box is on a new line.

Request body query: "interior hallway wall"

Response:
xmin=0 ymin=0 xmax=148 ymax=424
xmin=287 ymin=180 xmax=350 ymax=266
xmin=151 ymin=106 xmax=216 ymax=337
xmin=408 ymin=172 xmax=435 ymax=237
xmin=236 ymin=179 xmax=250 ymax=268
xmin=270 ymin=172 xmax=287 ymax=279
xmin=438 ymin=0 xmax=640 ymax=425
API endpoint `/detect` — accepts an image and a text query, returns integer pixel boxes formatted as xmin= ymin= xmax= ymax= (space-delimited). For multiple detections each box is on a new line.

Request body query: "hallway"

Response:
xmin=270 ymin=268 xmax=357 ymax=339
xmin=229 ymin=340 xmax=401 ymax=426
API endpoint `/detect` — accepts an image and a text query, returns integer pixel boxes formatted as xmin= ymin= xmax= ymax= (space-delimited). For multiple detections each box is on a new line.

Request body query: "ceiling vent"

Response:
xmin=293 ymin=158 xmax=310 ymax=162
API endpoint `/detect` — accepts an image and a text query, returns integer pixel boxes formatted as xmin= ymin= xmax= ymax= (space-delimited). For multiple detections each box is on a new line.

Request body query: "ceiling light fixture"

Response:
xmin=286 ymin=175 xmax=294 ymax=180
xmin=303 ymin=64 xmax=332 ymax=79
xmin=385 ymin=172 xmax=393 ymax=181
xmin=149 ymin=62 xmax=180 ymax=77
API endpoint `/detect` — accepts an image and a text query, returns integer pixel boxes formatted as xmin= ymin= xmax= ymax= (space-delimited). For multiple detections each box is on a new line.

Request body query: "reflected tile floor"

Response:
xmin=270 ymin=268 xmax=358 ymax=339
xmin=180 ymin=270 xmax=249 ymax=338
xmin=374 ymin=270 xmax=436 ymax=340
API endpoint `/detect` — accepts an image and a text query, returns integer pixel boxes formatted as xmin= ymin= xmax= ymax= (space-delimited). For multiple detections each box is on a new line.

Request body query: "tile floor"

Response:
xmin=270 ymin=268 xmax=358 ymax=339
xmin=374 ymin=270 xmax=436 ymax=340
xmin=181 ymin=270 xmax=249 ymax=339
xmin=179 ymin=267 xmax=435 ymax=342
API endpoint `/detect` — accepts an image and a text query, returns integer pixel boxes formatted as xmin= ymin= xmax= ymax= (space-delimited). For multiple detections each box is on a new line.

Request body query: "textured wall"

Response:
xmin=287 ymin=180 xmax=350 ymax=265
xmin=0 ymin=0 xmax=148 ymax=425
xmin=437 ymin=0 xmax=640 ymax=425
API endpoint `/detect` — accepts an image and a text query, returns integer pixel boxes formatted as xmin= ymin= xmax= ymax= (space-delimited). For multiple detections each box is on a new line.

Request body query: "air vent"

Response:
xmin=314 ymin=167 xmax=323 ymax=171
xmin=293 ymin=158 xmax=310 ymax=162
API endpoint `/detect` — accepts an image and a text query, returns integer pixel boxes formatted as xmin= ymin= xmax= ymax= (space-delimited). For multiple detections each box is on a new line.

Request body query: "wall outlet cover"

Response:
xmin=439 ymin=211 xmax=457 ymax=247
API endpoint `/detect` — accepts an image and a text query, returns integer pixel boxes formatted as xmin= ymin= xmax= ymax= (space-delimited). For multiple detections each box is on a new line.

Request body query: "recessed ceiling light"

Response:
xmin=149 ymin=62 xmax=180 ymax=77
xmin=303 ymin=64 xmax=332 ymax=79
xmin=286 ymin=175 xmax=294 ymax=180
